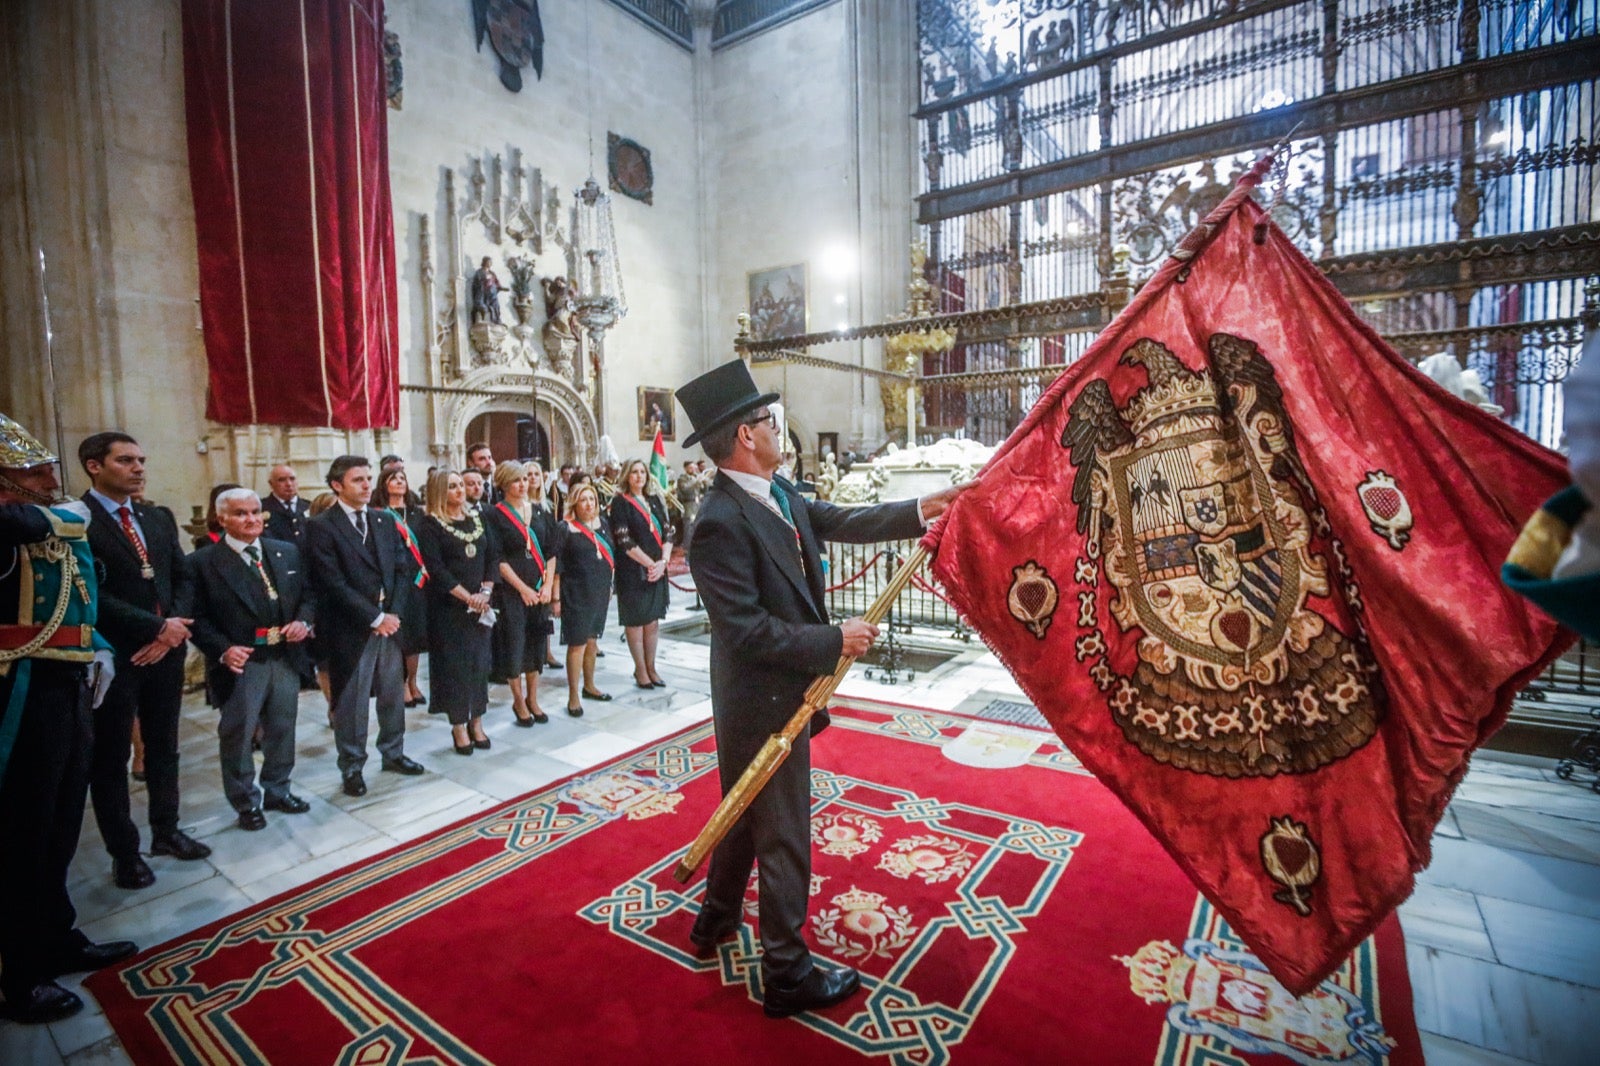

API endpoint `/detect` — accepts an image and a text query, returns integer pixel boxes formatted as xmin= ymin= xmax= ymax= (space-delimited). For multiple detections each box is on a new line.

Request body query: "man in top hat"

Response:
xmin=0 ymin=414 xmax=136 ymax=1023
xmin=676 ymin=359 xmax=969 ymax=1018
xmin=190 ymin=488 xmax=315 ymax=831
xmin=80 ymin=431 xmax=211 ymax=890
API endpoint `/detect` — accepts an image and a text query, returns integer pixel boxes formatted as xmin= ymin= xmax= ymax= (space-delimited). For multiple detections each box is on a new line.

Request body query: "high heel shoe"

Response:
xmin=581 ymin=688 xmax=613 ymax=702
xmin=567 ymin=704 xmax=584 ymax=717
xmin=452 ymin=730 xmax=474 ymax=756
xmin=530 ymin=708 xmax=549 ymax=723
xmin=635 ymin=680 xmax=655 ymax=690
xmin=649 ymin=677 xmax=666 ymax=688
xmin=512 ymin=702 xmax=535 ymax=728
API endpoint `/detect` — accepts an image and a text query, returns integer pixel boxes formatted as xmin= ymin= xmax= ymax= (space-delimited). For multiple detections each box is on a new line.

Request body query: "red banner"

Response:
xmin=183 ymin=0 xmax=399 ymax=429
xmin=923 ymin=158 xmax=1573 ymax=995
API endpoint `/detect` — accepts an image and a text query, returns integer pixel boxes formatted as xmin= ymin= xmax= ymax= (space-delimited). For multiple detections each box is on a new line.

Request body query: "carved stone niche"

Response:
xmin=422 ymin=148 xmax=569 ymax=380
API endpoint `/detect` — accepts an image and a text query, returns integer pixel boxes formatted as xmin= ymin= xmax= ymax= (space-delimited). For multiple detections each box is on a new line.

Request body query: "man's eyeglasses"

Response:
xmin=744 ymin=410 xmax=777 ymax=431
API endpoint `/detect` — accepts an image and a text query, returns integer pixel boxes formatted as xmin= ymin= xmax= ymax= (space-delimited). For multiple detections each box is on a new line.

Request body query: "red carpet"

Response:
xmin=87 ymin=701 xmax=1419 ymax=1064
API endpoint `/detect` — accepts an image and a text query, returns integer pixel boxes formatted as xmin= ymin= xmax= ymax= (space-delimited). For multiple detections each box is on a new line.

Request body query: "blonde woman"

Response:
xmin=415 ymin=470 xmax=500 ymax=754
xmin=487 ymin=461 xmax=559 ymax=724
xmin=608 ymin=458 xmax=671 ymax=688
xmin=552 ymin=482 xmax=614 ymax=715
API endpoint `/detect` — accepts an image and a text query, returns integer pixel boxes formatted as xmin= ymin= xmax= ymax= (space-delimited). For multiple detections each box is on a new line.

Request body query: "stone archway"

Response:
xmin=440 ymin=366 xmax=598 ymax=472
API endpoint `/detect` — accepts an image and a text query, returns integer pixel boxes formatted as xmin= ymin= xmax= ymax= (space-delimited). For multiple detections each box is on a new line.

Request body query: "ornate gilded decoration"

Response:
xmin=1062 ymin=334 xmax=1384 ymax=778
xmin=0 ymin=412 xmax=57 ymax=469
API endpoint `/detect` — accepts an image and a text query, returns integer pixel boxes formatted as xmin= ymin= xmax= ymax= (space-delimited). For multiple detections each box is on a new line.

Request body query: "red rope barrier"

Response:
xmin=667 ymin=577 xmax=696 ymax=593
xmin=909 ymin=572 xmax=955 ymax=606
xmin=825 ymin=551 xmax=886 ymax=593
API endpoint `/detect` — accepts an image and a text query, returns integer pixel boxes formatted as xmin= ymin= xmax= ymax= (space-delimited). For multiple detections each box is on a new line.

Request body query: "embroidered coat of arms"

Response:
xmin=1062 ymin=334 xmax=1383 ymax=778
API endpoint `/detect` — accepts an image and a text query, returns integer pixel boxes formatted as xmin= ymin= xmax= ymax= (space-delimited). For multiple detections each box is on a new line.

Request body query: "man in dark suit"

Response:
xmin=305 ymin=455 xmax=424 ymax=797
xmin=677 ymin=361 xmax=967 ymax=1018
xmin=79 ymin=432 xmax=211 ymax=890
xmin=261 ymin=464 xmax=310 ymax=550
xmin=467 ymin=442 xmax=500 ymax=506
xmin=190 ymin=489 xmax=315 ymax=830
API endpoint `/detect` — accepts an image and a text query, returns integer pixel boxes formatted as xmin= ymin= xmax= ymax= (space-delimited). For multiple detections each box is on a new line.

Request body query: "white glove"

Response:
xmin=91 ymin=648 xmax=116 ymax=708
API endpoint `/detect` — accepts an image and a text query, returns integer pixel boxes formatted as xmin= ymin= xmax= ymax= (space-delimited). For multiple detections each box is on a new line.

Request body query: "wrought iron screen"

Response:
xmin=915 ymin=0 xmax=1599 ymax=449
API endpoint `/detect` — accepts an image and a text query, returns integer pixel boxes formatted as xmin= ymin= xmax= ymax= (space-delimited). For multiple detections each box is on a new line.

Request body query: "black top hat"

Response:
xmin=678 ymin=359 xmax=779 ymax=448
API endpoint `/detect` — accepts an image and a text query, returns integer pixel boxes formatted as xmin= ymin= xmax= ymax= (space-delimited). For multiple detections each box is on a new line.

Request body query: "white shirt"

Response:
xmin=224 ymin=534 xmax=259 ymax=556
xmin=721 ymin=469 xmax=930 ymax=527
xmin=89 ymin=488 xmax=148 ymax=543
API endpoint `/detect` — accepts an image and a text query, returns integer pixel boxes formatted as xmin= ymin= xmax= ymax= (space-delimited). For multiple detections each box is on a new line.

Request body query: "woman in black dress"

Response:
xmin=487 ymin=460 xmax=560 ymax=725
xmin=378 ymin=466 xmax=428 ymax=708
xmin=609 ymin=459 xmax=671 ymax=689
xmin=553 ymin=481 xmax=614 ymax=716
xmin=416 ymin=470 xmax=500 ymax=755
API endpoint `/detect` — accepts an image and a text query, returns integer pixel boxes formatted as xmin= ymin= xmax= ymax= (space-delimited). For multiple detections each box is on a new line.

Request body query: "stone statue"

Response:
xmin=540 ymin=275 xmax=579 ymax=374
xmin=470 ymin=256 xmax=503 ymax=325
xmin=814 ymin=451 xmax=840 ymax=501
xmin=507 ymin=255 xmax=538 ymax=326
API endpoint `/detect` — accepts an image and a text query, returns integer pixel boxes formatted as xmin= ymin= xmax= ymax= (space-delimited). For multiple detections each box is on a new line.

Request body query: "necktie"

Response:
xmin=244 ymin=543 xmax=278 ymax=600
xmin=118 ymin=505 xmax=154 ymax=580
xmin=354 ymin=509 xmax=368 ymax=541
xmin=769 ymin=482 xmax=794 ymax=525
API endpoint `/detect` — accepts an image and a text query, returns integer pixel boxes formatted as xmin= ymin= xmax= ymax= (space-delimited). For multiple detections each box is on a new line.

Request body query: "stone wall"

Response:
xmin=0 ymin=0 xmax=920 ymax=509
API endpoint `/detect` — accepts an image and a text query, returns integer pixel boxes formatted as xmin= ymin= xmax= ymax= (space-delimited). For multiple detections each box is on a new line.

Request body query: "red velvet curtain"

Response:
xmin=183 ymin=0 xmax=399 ymax=429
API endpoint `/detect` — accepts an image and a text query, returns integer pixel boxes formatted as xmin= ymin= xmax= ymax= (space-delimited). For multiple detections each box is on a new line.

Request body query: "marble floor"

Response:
xmin=2 ymin=606 xmax=1598 ymax=1064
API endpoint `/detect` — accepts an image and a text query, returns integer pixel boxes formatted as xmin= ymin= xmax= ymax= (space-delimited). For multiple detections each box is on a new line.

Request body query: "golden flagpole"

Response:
xmin=671 ymin=544 xmax=930 ymax=883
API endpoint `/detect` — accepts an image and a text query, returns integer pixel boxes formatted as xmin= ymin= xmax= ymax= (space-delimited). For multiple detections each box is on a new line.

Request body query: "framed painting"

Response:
xmin=638 ymin=386 xmax=675 ymax=441
xmin=747 ymin=263 xmax=808 ymax=341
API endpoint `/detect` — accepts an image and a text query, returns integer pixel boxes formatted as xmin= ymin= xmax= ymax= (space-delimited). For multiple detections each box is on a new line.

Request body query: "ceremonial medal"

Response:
xmin=465 ymin=544 xmax=477 ymax=559
xmin=140 ymin=564 xmax=155 ymax=580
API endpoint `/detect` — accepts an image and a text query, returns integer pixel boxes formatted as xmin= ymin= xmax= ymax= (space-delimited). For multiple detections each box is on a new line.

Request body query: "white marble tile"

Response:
xmin=1418 ymin=1031 xmax=1539 ymax=1066
xmin=80 ymin=876 xmax=252 ymax=954
xmin=1476 ymin=896 xmax=1600 ymax=988
xmin=544 ymin=731 xmax=652 ymax=769
xmin=204 ymin=805 xmax=387 ymax=890
xmin=0 ymin=1019 xmax=64 ymax=1066
xmin=1420 ymin=837 xmax=1600 ymax=920
xmin=1407 ymin=942 xmax=1600 ymax=1064
xmin=343 ymin=774 xmax=493 ymax=837
xmin=65 ymin=855 xmax=221 ymax=928
xmin=1452 ymin=802 xmax=1600 ymax=864
xmin=46 ymin=996 xmax=113 ymax=1059
xmin=62 ymin=1035 xmax=133 ymax=1065
xmin=233 ymin=835 xmax=399 ymax=904
xmin=1398 ymin=882 xmax=1496 ymax=962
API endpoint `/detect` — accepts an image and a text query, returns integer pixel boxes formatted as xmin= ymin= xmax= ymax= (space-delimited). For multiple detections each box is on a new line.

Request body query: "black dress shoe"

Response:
xmin=113 ymin=856 xmax=155 ymax=890
xmin=237 ymin=808 xmax=267 ymax=831
xmin=581 ymin=688 xmax=613 ymax=701
xmin=651 ymin=679 xmax=667 ymax=688
xmin=342 ymin=772 xmax=368 ymax=797
xmin=473 ymin=736 xmax=491 ymax=750
xmin=566 ymin=704 xmax=583 ymax=717
xmin=635 ymin=681 xmax=655 ymax=690
xmin=150 ymin=829 xmax=212 ymax=861
xmin=513 ymin=712 xmax=536 ymax=728
xmin=762 ymin=965 xmax=862 ymax=1018
xmin=51 ymin=939 xmax=138 ymax=975
xmin=0 ymin=981 xmax=83 ymax=1024
xmin=381 ymin=755 xmax=426 ymax=775
xmin=688 ymin=915 xmax=741 ymax=953
xmin=264 ymin=793 xmax=311 ymax=814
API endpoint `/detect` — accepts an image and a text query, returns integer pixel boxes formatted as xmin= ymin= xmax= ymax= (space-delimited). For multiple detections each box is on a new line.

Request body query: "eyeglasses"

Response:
xmin=744 ymin=410 xmax=777 ymax=431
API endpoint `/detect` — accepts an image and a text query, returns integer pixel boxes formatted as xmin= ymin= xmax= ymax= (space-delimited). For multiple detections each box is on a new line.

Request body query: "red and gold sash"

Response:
xmin=389 ymin=509 xmax=429 ymax=588
xmin=618 ymin=493 xmax=664 ymax=550
xmin=568 ymin=520 xmax=614 ymax=571
xmin=496 ymin=502 xmax=547 ymax=586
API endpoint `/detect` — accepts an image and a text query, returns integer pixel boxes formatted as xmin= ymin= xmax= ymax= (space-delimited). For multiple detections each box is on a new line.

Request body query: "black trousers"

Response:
xmin=0 ymin=660 xmax=93 ymax=997
xmin=90 ymin=649 xmax=185 ymax=860
xmin=699 ymin=730 xmax=814 ymax=984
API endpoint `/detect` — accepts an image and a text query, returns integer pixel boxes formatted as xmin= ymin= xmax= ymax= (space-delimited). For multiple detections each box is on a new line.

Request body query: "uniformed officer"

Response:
xmin=0 ymin=414 xmax=136 ymax=1024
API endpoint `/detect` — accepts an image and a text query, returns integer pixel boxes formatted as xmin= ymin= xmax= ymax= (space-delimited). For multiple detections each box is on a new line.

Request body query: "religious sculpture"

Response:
xmin=471 ymin=257 xmax=503 ymax=325
xmin=814 ymin=451 xmax=840 ymax=502
xmin=507 ymin=255 xmax=538 ymax=325
xmin=541 ymin=274 xmax=579 ymax=376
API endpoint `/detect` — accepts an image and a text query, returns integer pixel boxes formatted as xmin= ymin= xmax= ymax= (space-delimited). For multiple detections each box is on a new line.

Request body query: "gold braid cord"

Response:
xmin=0 ymin=537 xmax=76 ymax=667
